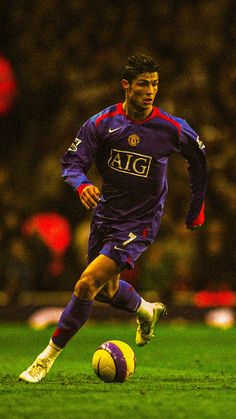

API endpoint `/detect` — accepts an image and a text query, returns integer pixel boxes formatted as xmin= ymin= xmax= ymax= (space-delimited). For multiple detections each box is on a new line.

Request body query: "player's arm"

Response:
xmin=61 ymin=120 xmax=101 ymax=209
xmin=179 ymin=122 xmax=207 ymax=230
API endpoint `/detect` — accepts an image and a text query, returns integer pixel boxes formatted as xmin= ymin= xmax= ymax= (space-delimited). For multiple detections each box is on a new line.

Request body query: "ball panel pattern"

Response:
xmin=92 ymin=340 xmax=136 ymax=383
xmin=99 ymin=341 xmax=127 ymax=382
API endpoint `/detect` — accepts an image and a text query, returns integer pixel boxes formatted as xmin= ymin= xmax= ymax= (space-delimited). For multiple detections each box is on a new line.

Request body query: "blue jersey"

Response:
xmin=61 ymin=103 xmax=207 ymax=241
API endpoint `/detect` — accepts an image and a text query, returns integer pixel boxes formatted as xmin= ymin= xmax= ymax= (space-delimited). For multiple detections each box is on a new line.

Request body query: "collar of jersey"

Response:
xmin=117 ymin=103 xmax=159 ymax=124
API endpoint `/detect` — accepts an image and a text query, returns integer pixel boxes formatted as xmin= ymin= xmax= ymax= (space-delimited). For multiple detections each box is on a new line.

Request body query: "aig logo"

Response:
xmin=108 ymin=149 xmax=152 ymax=178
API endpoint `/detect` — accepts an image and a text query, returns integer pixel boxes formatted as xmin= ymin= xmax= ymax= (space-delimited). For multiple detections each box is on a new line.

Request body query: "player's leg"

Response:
xmin=96 ymin=278 xmax=166 ymax=346
xmin=96 ymin=234 xmax=166 ymax=346
xmin=18 ymin=254 xmax=121 ymax=383
xmin=96 ymin=277 xmax=141 ymax=312
xmin=51 ymin=254 xmax=120 ymax=348
xmin=88 ymin=223 xmax=152 ymax=318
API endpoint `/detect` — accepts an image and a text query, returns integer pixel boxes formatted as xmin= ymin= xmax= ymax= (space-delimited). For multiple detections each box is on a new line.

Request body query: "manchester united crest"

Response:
xmin=128 ymin=134 xmax=140 ymax=147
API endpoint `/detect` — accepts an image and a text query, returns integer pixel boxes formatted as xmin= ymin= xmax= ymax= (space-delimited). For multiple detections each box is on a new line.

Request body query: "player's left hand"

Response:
xmin=186 ymin=202 xmax=205 ymax=231
xmin=78 ymin=185 xmax=101 ymax=209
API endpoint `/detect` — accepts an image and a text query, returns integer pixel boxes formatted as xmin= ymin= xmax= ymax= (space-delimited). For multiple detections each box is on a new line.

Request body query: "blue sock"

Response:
xmin=109 ymin=280 xmax=142 ymax=313
xmin=52 ymin=295 xmax=93 ymax=348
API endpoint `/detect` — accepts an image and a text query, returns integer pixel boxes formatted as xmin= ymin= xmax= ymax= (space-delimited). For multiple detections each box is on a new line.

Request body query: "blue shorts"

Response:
xmin=87 ymin=221 xmax=152 ymax=270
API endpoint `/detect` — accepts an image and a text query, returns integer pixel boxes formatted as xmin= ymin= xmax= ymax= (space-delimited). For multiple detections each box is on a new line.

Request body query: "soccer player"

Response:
xmin=19 ymin=54 xmax=207 ymax=383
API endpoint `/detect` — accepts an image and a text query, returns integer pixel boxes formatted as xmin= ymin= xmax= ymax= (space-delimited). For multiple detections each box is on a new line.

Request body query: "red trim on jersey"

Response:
xmin=141 ymin=227 xmax=149 ymax=238
xmin=96 ymin=103 xmax=159 ymax=126
xmin=119 ymin=103 xmax=159 ymax=124
xmin=76 ymin=184 xmax=91 ymax=196
xmin=191 ymin=201 xmax=205 ymax=227
xmin=95 ymin=103 xmax=181 ymax=133
xmin=155 ymin=108 xmax=181 ymax=136
xmin=96 ymin=104 xmax=123 ymax=127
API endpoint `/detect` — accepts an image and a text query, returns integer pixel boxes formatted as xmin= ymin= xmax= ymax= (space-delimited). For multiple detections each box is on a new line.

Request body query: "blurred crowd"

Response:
xmin=0 ymin=0 xmax=235 ymax=304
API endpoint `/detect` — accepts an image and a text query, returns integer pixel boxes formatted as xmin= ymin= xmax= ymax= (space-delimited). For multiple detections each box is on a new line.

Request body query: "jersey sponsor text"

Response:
xmin=108 ymin=148 xmax=152 ymax=178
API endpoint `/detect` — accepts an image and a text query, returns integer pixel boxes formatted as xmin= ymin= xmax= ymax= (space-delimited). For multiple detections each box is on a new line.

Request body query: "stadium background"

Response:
xmin=0 ymin=0 xmax=235 ymax=322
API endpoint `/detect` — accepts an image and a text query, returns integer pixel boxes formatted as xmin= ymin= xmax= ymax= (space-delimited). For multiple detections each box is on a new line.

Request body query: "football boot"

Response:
xmin=136 ymin=302 xmax=166 ymax=346
xmin=18 ymin=357 xmax=54 ymax=383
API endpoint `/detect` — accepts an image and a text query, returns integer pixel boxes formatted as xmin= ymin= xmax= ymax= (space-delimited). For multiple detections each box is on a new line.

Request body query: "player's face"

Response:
xmin=123 ymin=72 xmax=158 ymax=117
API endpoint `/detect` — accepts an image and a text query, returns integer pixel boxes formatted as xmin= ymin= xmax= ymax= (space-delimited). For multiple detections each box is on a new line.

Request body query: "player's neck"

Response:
xmin=122 ymin=101 xmax=153 ymax=121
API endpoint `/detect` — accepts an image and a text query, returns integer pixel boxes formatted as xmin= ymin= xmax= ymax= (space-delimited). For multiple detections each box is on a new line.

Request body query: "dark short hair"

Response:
xmin=122 ymin=54 xmax=159 ymax=83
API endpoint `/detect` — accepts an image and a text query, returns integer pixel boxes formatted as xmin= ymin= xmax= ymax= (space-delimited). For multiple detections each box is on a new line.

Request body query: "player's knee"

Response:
xmin=74 ymin=277 xmax=94 ymax=299
xmin=74 ymin=274 xmax=105 ymax=300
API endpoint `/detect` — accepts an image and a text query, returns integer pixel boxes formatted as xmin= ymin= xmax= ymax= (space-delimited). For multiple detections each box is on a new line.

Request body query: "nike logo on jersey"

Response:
xmin=109 ymin=127 xmax=122 ymax=133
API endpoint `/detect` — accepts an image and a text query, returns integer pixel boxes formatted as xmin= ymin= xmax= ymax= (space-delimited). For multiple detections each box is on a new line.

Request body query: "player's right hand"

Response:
xmin=77 ymin=185 xmax=101 ymax=209
xmin=186 ymin=202 xmax=205 ymax=230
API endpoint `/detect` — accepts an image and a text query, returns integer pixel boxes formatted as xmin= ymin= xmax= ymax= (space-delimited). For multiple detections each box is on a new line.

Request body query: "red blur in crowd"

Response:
xmin=0 ymin=54 xmax=17 ymax=115
xmin=22 ymin=212 xmax=72 ymax=277
xmin=194 ymin=290 xmax=236 ymax=308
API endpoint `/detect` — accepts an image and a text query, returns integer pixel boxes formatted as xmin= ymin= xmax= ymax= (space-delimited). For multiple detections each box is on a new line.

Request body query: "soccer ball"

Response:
xmin=92 ymin=340 xmax=136 ymax=383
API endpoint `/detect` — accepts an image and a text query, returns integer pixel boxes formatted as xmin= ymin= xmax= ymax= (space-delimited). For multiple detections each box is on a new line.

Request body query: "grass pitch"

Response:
xmin=0 ymin=322 xmax=236 ymax=418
